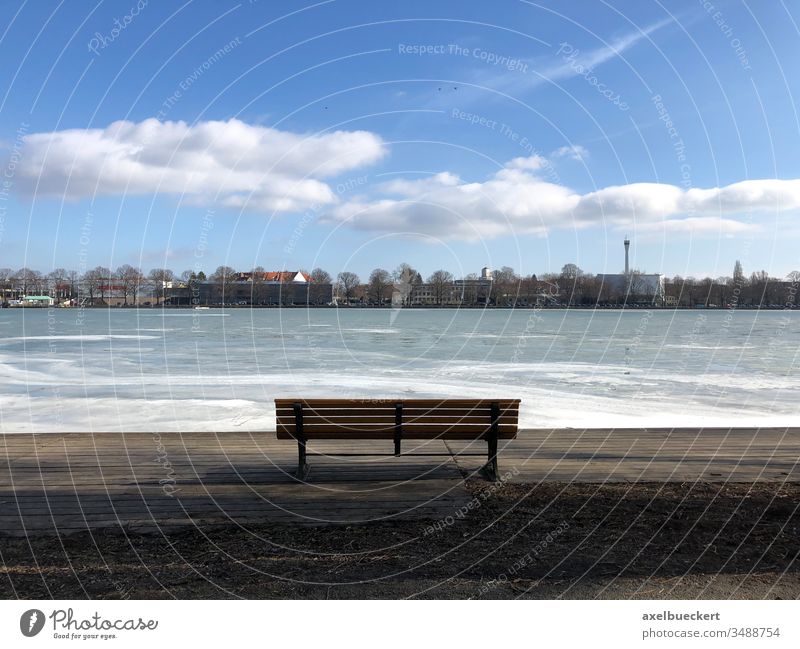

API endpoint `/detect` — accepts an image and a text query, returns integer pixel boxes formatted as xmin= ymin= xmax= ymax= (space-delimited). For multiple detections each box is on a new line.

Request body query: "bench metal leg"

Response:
xmin=394 ymin=402 xmax=403 ymax=456
xmin=294 ymin=402 xmax=309 ymax=480
xmin=296 ymin=439 xmax=309 ymax=480
xmin=482 ymin=401 xmax=500 ymax=482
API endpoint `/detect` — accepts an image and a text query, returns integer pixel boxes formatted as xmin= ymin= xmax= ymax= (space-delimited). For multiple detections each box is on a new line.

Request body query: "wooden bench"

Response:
xmin=275 ymin=398 xmax=520 ymax=481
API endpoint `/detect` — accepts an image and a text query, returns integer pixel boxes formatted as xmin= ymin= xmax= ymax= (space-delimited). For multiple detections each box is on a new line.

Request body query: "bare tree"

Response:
xmin=115 ymin=265 xmax=143 ymax=305
xmin=114 ymin=266 xmax=131 ymax=305
xmin=367 ymin=268 xmax=391 ymax=305
xmin=310 ymin=268 xmax=332 ymax=284
xmin=65 ymin=270 xmax=79 ymax=301
xmin=89 ymin=266 xmax=111 ymax=304
xmin=393 ymin=263 xmax=422 ymax=285
xmin=492 ymin=266 xmax=518 ymax=306
xmin=14 ymin=268 xmax=43 ymax=295
xmin=82 ymin=268 xmax=101 ymax=305
xmin=47 ymin=268 xmax=68 ymax=302
xmin=750 ymin=270 xmax=769 ymax=307
xmin=248 ymin=266 xmax=266 ymax=305
xmin=129 ymin=267 xmax=145 ymax=304
xmin=393 ymin=263 xmax=422 ymax=306
xmin=307 ymin=268 xmax=332 ymax=305
xmin=148 ymin=268 xmax=174 ymax=305
xmin=733 ymin=260 xmax=745 ymax=286
xmin=180 ymin=269 xmax=205 ymax=306
xmin=427 ymin=269 xmax=454 ymax=305
xmin=211 ymin=265 xmax=237 ymax=305
xmin=336 ymin=271 xmax=360 ymax=304
xmin=714 ymin=277 xmax=730 ymax=307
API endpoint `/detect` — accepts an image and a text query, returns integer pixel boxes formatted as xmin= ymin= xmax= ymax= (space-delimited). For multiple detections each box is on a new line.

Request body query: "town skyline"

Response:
xmin=2 ymin=256 xmax=796 ymax=310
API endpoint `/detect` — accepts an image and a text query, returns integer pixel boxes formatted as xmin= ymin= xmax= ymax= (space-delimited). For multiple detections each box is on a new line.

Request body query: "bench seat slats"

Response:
xmin=277 ymin=423 xmax=517 ymax=433
xmin=276 ymin=399 xmax=520 ymax=442
xmin=276 ymin=429 xmax=518 ymax=440
xmin=276 ymin=415 xmax=518 ymax=426
xmin=276 ymin=408 xmax=519 ymax=418
xmin=275 ymin=398 xmax=520 ymax=409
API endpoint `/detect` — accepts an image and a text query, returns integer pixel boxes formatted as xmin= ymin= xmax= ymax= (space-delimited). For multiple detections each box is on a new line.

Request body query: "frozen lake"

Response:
xmin=0 ymin=307 xmax=798 ymax=432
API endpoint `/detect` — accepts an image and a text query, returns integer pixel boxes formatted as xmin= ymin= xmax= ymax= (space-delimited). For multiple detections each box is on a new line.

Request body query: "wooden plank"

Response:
xmin=275 ymin=398 xmax=520 ymax=408
xmin=276 ymin=414 xmax=518 ymax=426
xmin=276 ymin=427 xmax=518 ymax=440
xmin=400 ymin=407 xmax=518 ymax=416
xmin=275 ymin=407 xmax=520 ymax=417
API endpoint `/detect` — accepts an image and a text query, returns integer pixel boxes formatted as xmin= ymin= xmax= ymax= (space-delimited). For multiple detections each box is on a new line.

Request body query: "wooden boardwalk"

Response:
xmin=1 ymin=428 xmax=798 ymax=536
xmin=452 ymin=427 xmax=800 ymax=483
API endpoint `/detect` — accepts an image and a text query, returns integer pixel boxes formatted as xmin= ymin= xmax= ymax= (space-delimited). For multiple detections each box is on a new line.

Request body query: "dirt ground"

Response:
xmin=1 ymin=481 xmax=798 ymax=599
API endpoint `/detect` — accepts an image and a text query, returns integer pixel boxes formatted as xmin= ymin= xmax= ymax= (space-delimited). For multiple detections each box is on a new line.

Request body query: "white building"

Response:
xmin=596 ymin=239 xmax=665 ymax=304
xmin=595 ymin=273 xmax=665 ymax=303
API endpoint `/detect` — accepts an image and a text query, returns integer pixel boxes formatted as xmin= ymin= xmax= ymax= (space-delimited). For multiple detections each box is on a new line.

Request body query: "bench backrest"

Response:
xmin=275 ymin=398 xmax=520 ymax=440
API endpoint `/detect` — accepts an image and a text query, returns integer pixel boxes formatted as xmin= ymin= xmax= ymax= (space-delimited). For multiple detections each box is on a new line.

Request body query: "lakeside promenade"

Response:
xmin=2 ymin=427 xmax=798 ymax=536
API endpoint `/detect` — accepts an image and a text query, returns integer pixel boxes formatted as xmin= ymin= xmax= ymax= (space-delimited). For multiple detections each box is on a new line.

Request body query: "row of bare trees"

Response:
xmin=0 ymin=265 xmax=176 ymax=305
xmin=336 ymin=260 xmax=800 ymax=307
xmin=3 ymin=259 xmax=798 ymax=308
xmin=546 ymin=261 xmax=800 ymax=307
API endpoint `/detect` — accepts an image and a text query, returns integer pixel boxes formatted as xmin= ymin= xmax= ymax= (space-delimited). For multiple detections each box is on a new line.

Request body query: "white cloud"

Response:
xmin=551 ymin=145 xmax=588 ymax=161
xmin=505 ymin=154 xmax=549 ymax=170
xmin=323 ymin=157 xmax=798 ymax=240
xmin=380 ymin=172 xmax=461 ymax=196
xmin=18 ymin=118 xmax=387 ymax=213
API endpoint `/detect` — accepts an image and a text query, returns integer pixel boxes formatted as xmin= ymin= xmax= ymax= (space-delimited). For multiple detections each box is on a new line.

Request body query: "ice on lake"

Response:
xmin=0 ymin=307 xmax=798 ymax=432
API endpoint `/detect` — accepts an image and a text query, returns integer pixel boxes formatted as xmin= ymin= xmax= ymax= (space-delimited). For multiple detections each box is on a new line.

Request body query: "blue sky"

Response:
xmin=1 ymin=0 xmax=799 ymax=281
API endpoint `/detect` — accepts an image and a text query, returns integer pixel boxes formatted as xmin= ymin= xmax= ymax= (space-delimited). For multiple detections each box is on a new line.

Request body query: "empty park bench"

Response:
xmin=275 ymin=398 xmax=521 ymax=481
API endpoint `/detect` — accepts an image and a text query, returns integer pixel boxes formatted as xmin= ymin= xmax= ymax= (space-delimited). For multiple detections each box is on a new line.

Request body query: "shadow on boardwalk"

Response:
xmin=2 ymin=481 xmax=798 ymax=599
